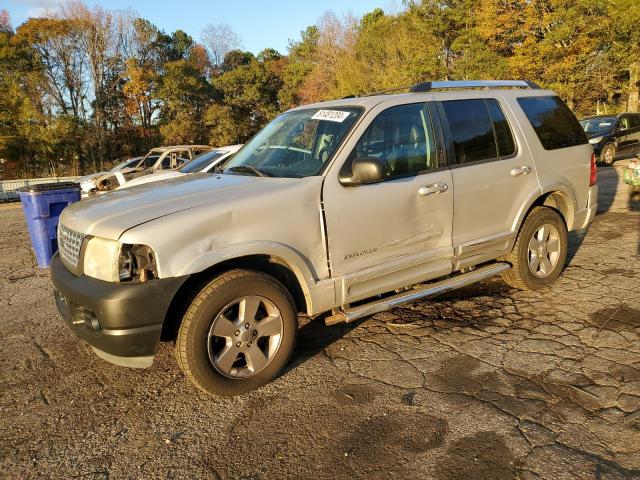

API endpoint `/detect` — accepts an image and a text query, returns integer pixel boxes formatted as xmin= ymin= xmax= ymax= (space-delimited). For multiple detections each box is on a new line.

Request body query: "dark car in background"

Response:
xmin=580 ymin=113 xmax=640 ymax=165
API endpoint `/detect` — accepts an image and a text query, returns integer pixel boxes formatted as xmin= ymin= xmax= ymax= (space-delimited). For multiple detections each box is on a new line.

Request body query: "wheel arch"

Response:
xmin=161 ymin=253 xmax=314 ymax=342
xmin=514 ymin=186 xmax=577 ymax=236
xmin=537 ymin=190 xmax=574 ymax=228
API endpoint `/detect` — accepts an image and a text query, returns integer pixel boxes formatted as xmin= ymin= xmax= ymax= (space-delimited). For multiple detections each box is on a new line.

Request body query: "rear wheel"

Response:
xmin=600 ymin=144 xmax=615 ymax=165
xmin=501 ymin=206 xmax=568 ymax=290
xmin=175 ymin=269 xmax=298 ymax=396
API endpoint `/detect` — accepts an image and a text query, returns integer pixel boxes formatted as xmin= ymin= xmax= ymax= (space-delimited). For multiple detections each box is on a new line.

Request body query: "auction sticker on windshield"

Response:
xmin=311 ymin=110 xmax=352 ymax=122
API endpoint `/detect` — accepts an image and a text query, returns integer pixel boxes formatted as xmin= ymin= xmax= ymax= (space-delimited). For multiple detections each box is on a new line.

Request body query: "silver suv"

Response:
xmin=51 ymin=80 xmax=598 ymax=396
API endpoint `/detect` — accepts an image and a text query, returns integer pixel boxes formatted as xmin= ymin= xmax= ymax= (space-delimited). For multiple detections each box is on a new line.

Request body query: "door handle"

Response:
xmin=510 ymin=166 xmax=532 ymax=177
xmin=418 ymin=182 xmax=448 ymax=196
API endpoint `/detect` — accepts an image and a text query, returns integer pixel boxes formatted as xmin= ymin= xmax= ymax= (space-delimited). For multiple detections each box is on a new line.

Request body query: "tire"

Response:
xmin=600 ymin=144 xmax=615 ymax=165
xmin=175 ymin=269 xmax=298 ymax=396
xmin=501 ymin=206 xmax=568 ymax=290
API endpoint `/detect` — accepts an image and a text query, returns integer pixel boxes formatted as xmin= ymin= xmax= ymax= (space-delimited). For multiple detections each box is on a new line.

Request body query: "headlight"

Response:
xmin=589 ymin=136 xmax=603 ymax=145
xmin=83 ymin=237 xmax=157 ymax=282
xmin=83 ymin=237 xmax=121 ymax=282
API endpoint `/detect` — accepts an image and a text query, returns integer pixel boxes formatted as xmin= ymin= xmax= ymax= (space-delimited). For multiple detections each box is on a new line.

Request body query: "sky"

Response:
xmin=3 ymin=0 xmax=400 ymax=54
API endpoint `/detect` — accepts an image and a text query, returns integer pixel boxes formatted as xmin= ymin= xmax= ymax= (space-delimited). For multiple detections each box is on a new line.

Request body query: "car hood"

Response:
xmin=586 ymin=130 xmax=610 ymax=140
xmin=78 ymin=172 xmax=107 ymax=182
xmin=78 ymin=172 xmax=108 ymax=191
xmin=61 ymin=173 xmax=292 ymax=239
xmin=117 ymin=170 xmax=185 ymax=189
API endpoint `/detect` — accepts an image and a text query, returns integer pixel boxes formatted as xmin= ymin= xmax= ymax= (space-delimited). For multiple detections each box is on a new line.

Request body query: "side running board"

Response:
xmin=325 ymin=262 xmax=511 ymax=325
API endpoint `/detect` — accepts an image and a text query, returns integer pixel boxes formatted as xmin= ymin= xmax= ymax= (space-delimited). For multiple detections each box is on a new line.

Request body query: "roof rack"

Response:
xmin=341 ymin=84 xmax=415 ymax=99
xmin=410 ymin=80 xmax=540 ymax=93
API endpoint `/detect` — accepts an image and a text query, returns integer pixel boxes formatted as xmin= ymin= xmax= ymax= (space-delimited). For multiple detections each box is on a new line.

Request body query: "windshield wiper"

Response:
xmin=225 ymin=165 xmax=271 ymax=177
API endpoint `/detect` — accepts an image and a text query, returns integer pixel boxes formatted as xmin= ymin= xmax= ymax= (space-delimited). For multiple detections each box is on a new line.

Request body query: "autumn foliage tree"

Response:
xmin=1 ymin=1 xmax=640 ymax=178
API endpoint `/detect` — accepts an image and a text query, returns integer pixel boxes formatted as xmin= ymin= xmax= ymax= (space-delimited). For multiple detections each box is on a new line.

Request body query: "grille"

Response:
xmin=57 ymin=223 xmax=84 ymax=268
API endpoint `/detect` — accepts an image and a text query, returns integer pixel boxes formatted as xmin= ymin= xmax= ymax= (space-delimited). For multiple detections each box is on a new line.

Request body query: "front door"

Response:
xmin=615 ymin=116 xmax=634 ymax=156
xmin=623 ymin=114 xmax=640 ymax=155
xmin=322 ymin=101 xmax=454 ymax=305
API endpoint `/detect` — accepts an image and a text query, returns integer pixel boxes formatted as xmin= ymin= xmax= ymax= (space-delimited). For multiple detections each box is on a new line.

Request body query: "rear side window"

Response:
xmin=618 ymin=117 xmax=630 ymax=130
xmin=517 ymin=96 xmax=587 ymax=150
xmin=441 ymin=99 xmax=497 ymax=164
xmin=161 ymin=156 xmax=172 ymax=169
xmin=485 ymin=99 xmax=516 ymax=157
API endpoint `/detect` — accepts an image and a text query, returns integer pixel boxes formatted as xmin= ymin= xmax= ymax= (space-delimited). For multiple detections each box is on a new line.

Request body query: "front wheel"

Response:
xmin=501 ymin=206 xmax=568 ymax=290
xmin=175 ymin=269 xmax=298 ymax=396
xmin=600 ymin=144 xmax=616 ymax=165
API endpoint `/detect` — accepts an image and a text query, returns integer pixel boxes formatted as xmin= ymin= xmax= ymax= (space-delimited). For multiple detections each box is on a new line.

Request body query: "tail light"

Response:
xmin=589 ymin=152 xmax=597 ymax=186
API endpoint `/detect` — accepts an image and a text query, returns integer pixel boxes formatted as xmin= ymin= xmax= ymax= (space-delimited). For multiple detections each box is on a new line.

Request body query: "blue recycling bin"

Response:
xmin=18 ymin=182 xmax=81 ymax=268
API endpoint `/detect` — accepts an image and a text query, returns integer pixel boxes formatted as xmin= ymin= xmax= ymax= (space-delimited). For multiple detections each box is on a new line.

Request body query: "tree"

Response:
xmin=221 ymin=49 xmax=254 ymax=72
xmin=280 ymin=26 xmax=319 ymax=108
xmin=2 ymin=0 xmax=639 ymax=177
xmin=405 ymin=0 xmax=480 ymax=79
xmin=610 ymin=0 xmax=640 ymax=112
xmin=157 ymin=59 xmax=212 ymax=144
xmin=206 ymin=54 xmax=283 ymax=145
xmin=200 ymin=23 xmax=242 ymax=70
xmin=505 ymin=0 xmax=616 ymax=114
xmin=344 ymin=9 xmax=444 ymax=93
xmin=0 ymin=10 xmax=11 ymax=33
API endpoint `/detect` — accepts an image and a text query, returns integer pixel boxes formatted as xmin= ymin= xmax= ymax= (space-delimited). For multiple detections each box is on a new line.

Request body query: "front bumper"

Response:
xmin=50 ymin=253 xmax=187 ymax=368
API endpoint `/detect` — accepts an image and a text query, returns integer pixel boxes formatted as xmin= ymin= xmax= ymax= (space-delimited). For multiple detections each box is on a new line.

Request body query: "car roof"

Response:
xmin=214 ymin=144 xmax=243 ymax=152
xmin=149 ymin=145 xmax=212 ymax=152
xmin=581 ymin=114 xmax=622 ymax=120
xmin=581 ymin=113 xmax=640 ymax=121
xmin=290 ymin=88 xmax=557 ymax=113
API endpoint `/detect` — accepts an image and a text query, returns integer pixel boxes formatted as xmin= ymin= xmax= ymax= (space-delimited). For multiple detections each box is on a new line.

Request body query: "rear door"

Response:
xmin=628 ymin=115 xmax=640 ymax=154
xmin=436 ymin=96 xmax=540 ymax=269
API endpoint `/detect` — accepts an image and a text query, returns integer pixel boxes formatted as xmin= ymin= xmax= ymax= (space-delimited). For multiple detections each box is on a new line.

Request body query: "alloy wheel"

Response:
xmin=528 ymin=224 xmax=561 ymax=278
xmin=206 ymin=296 xmax=283 ymax=378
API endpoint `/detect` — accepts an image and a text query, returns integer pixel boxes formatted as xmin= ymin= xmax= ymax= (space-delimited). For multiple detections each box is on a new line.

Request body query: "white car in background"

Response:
xmin=85 ymin=145 xmax=213 ymax=195
xmin=78 ymin=157 xmax=142 ymax=196
xmin=117 ymin=145 xmax=243 ymax=190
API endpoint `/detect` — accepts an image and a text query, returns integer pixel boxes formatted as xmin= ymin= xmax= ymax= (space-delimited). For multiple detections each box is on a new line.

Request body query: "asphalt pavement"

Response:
xmin=1 ymin=162 xmax=639 ymax=479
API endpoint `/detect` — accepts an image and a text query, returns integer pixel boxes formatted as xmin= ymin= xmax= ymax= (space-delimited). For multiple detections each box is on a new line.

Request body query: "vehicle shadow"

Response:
xmin=286 ymin=315 xmax=362 ymax=373
xmin=566 ymin=163 xmax=619 ymax=266
xmin=285 ymin=163 xmax=633 ymax=374
xmin=285 ymin=279 xmax=511 ymax=374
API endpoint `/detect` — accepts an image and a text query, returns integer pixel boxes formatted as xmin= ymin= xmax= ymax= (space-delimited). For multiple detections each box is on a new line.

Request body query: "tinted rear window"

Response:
xmin=517 ymin=96 xmax=587 ymax=150
xmin=485 ymin=98 xmax=516 ymax=157
xmin=441 ymin=99 xmax=497 ymax=164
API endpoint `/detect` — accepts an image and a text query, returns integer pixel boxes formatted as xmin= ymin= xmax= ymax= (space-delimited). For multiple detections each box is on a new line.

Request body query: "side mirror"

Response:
xmin=345 ymin=156 xmax=387 ymax=185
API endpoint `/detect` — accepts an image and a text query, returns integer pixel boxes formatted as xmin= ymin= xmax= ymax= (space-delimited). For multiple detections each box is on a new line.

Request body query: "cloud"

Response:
xmin=23 ymin=0 xmax=66 ymax=18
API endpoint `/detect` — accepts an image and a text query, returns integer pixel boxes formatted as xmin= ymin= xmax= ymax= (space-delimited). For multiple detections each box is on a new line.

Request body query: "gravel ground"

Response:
xmin=1 ymin=163 xmax=639 ymax=480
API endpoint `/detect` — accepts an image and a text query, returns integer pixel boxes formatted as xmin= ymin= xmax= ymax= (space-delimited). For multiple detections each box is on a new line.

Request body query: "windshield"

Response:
xmin=135 ymin=154 xmax=161 ymax=169
xmin=222 ymin=107 xmax=362 ymax=178
xmin=580 ymin=117 xmax=616 ymax=135
xmin=110 ymin=157 xmax=139 ymax=172
xmin=180 ymin=150 xmax=229 ymax=173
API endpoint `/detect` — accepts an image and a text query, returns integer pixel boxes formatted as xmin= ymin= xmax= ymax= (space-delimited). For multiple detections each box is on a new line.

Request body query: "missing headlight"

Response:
xmin=119 ymin=247 xmax=134 ymax=281
xmin=119 ymin=245 xmax=158 ymax=282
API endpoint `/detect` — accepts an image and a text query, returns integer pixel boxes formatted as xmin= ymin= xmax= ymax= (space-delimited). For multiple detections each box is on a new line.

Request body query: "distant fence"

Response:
xmin=0 ymin=176 xmax=80 ymax=202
